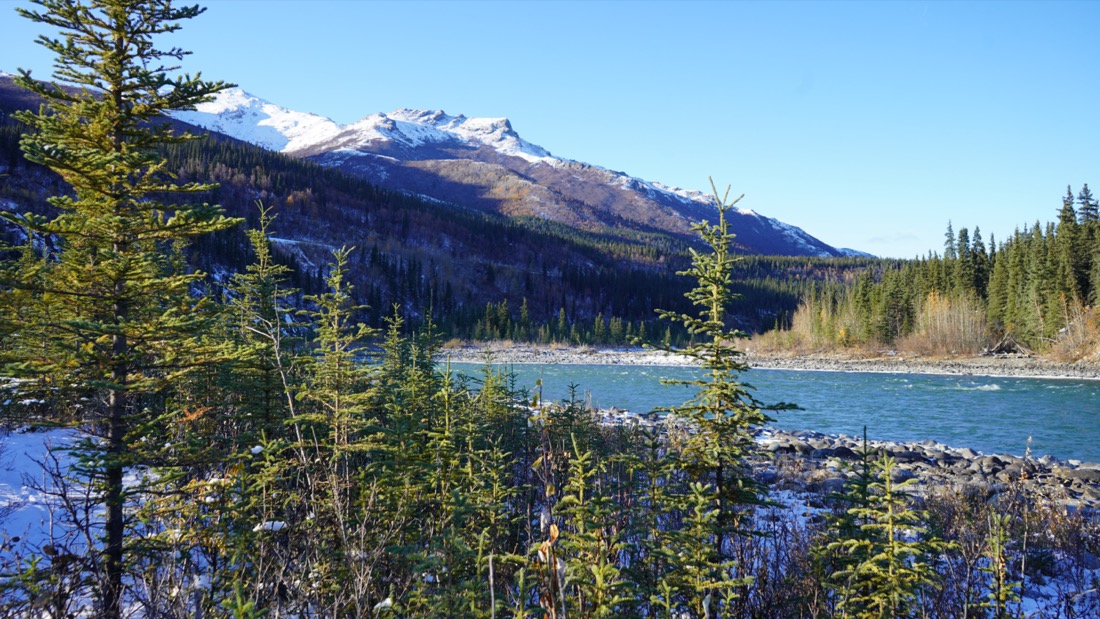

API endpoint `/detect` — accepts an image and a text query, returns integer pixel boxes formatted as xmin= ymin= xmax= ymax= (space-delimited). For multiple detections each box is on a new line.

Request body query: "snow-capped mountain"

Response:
xmin=173 ymin=88 xmax=865 ymax=257
xmin=172 ymin=88 xmax=341 ymax=152
xmin=174 ymin=89 xmax=552 ymax=162
xmin=315 ymin=109 xmax=555 ymax=164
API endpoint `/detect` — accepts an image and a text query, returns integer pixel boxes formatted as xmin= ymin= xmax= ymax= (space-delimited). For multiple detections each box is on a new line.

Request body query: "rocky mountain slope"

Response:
xmin=172 ymin=88 xmax=867 ymax=258
xmin=2 ymin=73 xmax=882 ymax=337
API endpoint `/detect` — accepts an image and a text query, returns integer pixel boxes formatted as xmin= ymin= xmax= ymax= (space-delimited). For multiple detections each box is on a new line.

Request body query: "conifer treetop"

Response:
xmin=14 ymin=0 xmax=235 ymax=203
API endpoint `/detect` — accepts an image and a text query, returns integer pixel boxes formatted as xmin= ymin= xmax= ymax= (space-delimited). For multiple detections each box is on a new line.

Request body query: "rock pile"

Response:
xmin=587 ymin=407 xmax=1100 ymax=516
xmin=437 ymin=344 xmax=1100 ymax=379
xmin=754 ymin=428 xmax=1100 ymax=516
xmin=746 ymin=354 xmax=1100 ymax=380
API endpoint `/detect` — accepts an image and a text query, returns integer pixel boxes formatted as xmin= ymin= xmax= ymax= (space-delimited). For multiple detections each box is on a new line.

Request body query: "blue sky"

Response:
xmin=2 ymin=0 xmax=1097 ymax=258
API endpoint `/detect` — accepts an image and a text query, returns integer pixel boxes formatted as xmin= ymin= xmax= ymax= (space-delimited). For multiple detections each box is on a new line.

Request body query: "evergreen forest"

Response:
xmin=760 ymin=200 xmax=1100 ymax=359
xmin=0 ymin=2 xmax=1097 ymax=619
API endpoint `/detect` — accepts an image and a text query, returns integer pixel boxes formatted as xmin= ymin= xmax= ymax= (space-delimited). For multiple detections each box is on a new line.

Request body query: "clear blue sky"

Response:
xmin=2 ymin=0 xmax=1098 ymax=258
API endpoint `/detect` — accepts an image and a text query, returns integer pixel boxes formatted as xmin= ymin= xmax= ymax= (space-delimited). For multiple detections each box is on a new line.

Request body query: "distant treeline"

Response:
xmin=767 ymin=187 xmax=1100 ymax=355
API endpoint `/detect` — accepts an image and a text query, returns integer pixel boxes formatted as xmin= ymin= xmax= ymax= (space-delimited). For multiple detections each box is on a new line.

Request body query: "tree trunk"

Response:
xmin=105 ymin=379 xmax=125 ymax=619
xmin=104 ymin=246 xmax=127 ymax=618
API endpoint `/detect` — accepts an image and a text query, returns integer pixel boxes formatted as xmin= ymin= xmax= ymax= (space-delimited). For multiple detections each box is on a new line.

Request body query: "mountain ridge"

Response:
xmin=1 ymin=72 xmax=881 ymax=339
xmin=171 ymin=87 xmax=869 ymax=258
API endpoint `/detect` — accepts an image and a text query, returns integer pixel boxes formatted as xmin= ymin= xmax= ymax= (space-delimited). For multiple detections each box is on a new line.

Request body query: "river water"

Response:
xmin=446 ymin=362 xmax=1100 ymax=463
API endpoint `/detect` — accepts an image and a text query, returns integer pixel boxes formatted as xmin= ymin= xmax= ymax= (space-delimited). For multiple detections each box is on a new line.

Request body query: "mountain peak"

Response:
xmin=388 ymin=108 xmax=465 ymax=125
xmin=165 ymin=83 xmax=862 ymax=257
xmin=375 ymin=109 xmax=549 ymax=162
xmin=191 ymin=87 xmax=263 ymax=115
xmin=171 ymin=87 xmax=341 ymax=152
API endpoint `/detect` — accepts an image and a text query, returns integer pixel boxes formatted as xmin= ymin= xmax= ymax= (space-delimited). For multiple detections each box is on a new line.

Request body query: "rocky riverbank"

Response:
xmin=446 ymin=343 xmax=1100 ymax=514
xmin=437 ymin=343 xmax=1100 ymax=380
xmin=753 ymin=427 xmax=1100 ymax=516
xmin=749 ymin=353 xmax=1100 ymax=380
xmin=585 ymin=404 xmax=1100 ymax=516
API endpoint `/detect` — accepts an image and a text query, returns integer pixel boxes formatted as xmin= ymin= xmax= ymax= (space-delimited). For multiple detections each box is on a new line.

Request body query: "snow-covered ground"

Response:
xmin=0 ymin=427 xmax=81 ymax=549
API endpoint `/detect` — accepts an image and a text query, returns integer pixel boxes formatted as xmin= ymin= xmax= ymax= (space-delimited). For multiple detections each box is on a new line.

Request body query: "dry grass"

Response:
xmin=895 ymin=292 xmax=988 ymax=356
xmin=441 ymin=338 xmax=467 ymax=349
xmin=1049 ymin=305 xmax=1100 ymax=362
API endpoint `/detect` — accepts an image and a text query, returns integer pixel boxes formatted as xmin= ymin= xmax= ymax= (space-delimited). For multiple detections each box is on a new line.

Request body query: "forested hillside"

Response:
xmin=1 ymin=76 xmax=881 ymax=342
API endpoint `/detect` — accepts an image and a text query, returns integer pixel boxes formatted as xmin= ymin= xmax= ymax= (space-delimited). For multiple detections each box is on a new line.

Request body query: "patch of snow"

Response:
xmin=0 ymin=429 xmax=81 ymax=548
xmin=398 ymin=190 xmax=453 ymax=207
xmin=648 ymin=180 xmax=715 ymax=206
xmin=249 ymin=445 xmax=263 ymax=455
xmin=268 ymin=237 xmax=336 ymax=251
xmin=252 ymin=520 xmax=287 ymax=532
xmin=838 ymin=247 xmax=875 ymax=258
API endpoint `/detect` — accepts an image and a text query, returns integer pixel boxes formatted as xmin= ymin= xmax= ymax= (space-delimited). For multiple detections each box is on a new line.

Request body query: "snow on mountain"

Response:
xmin=172 ymin=88 xmax=727 ymax=207
xmin=169 ymin=86 xmax=863 ymax=257
xmin=173 ymin=88 xmax=555 ymax=163
xmin=648 ymin=180 xmax=714 ymax=205
xmin=387 ymin=109 xmax=554 ymax=162
xmin=292 ymin=107 xmax=554 ymax=164
xmin=172 ymin=88 xmax=342 ymax=152
xmin=759 ymin=212 xmax=834 ymax=255
xmin=838 ymin=247 xmax=875 ymax=258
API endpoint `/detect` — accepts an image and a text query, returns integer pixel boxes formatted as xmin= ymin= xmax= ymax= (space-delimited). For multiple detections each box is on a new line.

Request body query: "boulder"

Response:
xmin=892 ymin=450 xmax=925 ymax=464
xmin=1065 ymin=468 xmax=1100 ymax=484
xmin=756 ymin=469 xmax=779 ymax=485
xmin=891 ymin=467 xmax=917 ymax=483
xmin=977 ymin=455 xmax=1005 ymax=474
xmin=832 ymin=445 xmax=859 ymax=460
xmin=821 ymin=477 xmax=847 ymax=494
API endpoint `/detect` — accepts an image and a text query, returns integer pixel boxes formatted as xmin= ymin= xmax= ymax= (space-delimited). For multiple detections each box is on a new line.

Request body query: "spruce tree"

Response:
xmin=656 ymin=178 xmax=796 ymax=616
xmin=556 ymin=438 xmax=630 ymax=618
xmin=981 ymin=512 xmax=1021 ymax=619
xmin=224 ymin=203 xmax=298 ymax=441
xmin=1 ymin=2 xmax=236 ymax=616
xmin=818 ymin=430 xmax=878 ymax=615
xmin=944 ymin=221 xmax=958 ymax=261
xmin=1056 ymin=197 xmax=1084 ymax=301
xmin=1078 ymin=184 xmax=1100 ymax=304
xmin=828 ymin=455 xmax=951 ymax=619
xmin=1077 ymin=183 xmax=1098 ymax=223
xmin=954 ymin=227 xmax=975 ymax=297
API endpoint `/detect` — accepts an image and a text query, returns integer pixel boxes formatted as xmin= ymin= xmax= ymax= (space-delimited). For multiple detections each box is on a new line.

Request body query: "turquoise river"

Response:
xmin=447 ymin=362 xmax=1100 ymax=463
